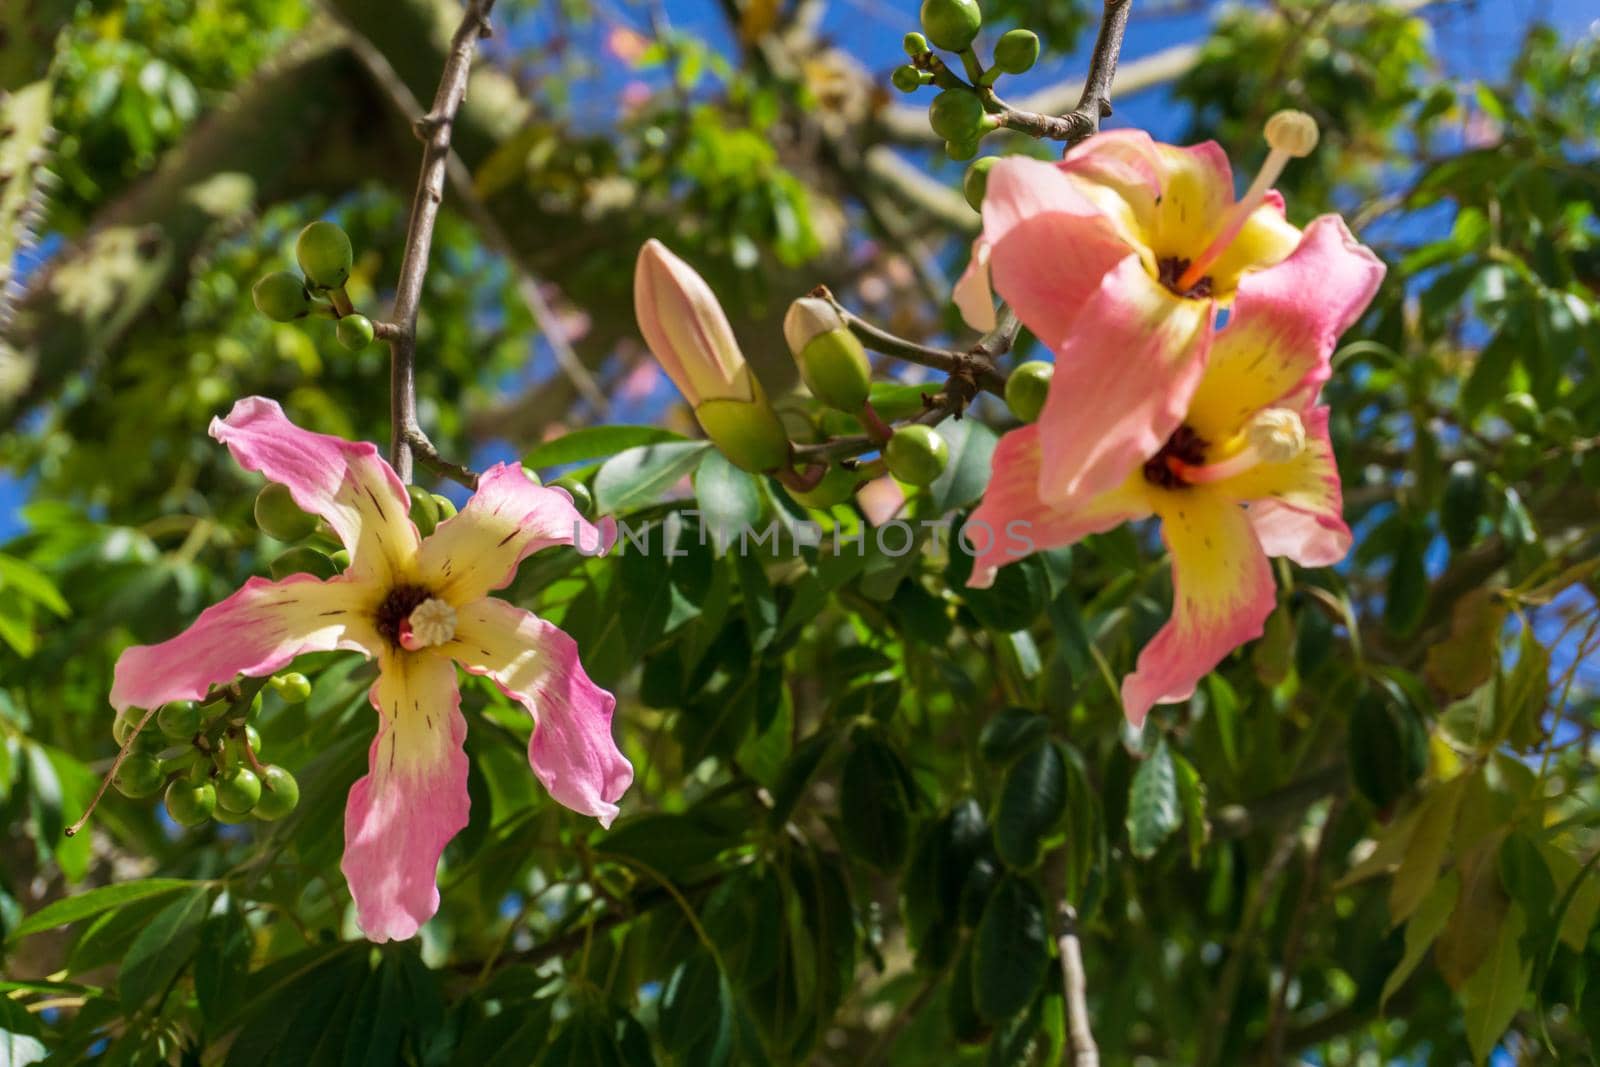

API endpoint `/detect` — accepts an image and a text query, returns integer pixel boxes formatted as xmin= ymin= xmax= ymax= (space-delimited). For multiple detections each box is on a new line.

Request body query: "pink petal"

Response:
xmin=1223 ymin=407 xmax=1352 ymax=568
xmin=981 ymin=157 xmax=1136 ymax=350
xmin=210 ymin=397 xmax=417 ymax=584
xmin=110 ymin=575 xmax=377 ymax=712
xmin=342 ymin=650 xmax=469 ymax=943
xmin=416 ymin=463 xmax=616 ymax=604
xmin=1034 ymin=255 xmax=1214 ymax=506
xmin=964 ymin=425 xmax=1152 ymax=589
xmin=452 ymin=597 xmax=631 ymax=827
xmin=1122 ymin=490 xmax=1276 ymax=728
xmin=952 ymin=238 xmax=996 ymax=332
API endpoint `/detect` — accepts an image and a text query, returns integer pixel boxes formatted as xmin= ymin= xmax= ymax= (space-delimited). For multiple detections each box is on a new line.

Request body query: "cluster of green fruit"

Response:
xmin=892 ymin=0 xmax=1041 ymax=160
xmin=251 ymin=220 xmax=376 ymax=351
xmin=111 ymin=675 xmax=307 ymax=828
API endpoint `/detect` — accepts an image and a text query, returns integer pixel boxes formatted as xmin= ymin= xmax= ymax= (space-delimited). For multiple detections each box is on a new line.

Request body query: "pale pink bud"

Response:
xmin=633 ymin=239 xmax=755 ymax=406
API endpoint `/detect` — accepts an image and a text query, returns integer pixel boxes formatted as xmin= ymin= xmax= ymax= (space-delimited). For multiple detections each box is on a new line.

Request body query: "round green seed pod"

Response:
xmin=431 ymin=494 xmax=458 ymax=520
xmin=886 ymin=424 xmax=950 ymax=486
xmin=156 ymin=701 xmax=203 ymax=740
xmin=920 ymin=0 xmax=982 ymax=52
xmin=254 ymin=765 xmax=301 ymax=821
xmin=553 ymin=478 xmax=594 ymax=517
xmin=215 ymin=766 xmax=262 ymax=814
xmin=945 ymin=137 xmax=981 ymax=161
xmin=963 ymin=156 xmax=997 ymax=211
xmin=113 ymin=753 xmax=166 ymax=799
xmin=254 ymin=482 xmax=318 ymax=542
xmin=335 ymin=313 xmax=375 ymax=350
xmin=270 ymin=672 xmax=312 ymax=704
xmin=407 ymin=484 xmax=440 ymax=538
xmin=928 ymin=89 xmax=986 ymax=142
xmin=212 ymin=804 xmax=252 ymax=825
xmin=295 ymin=220 xmax=353 ymax=290
xmin=903 ymin=31 xmax=929 ymax=56
xmin=244 ymin=724 xmax=263 ymax=753
xmin=165 ymin=779 xmax=217 ymax=827
xmin=992 ymin=29 xmax=1039 ymax=74
xmin=1004 ymin=361 xmax=1054 ymax=423
xmin=112 ymin=708 xmax=139 ymax=746
xmin=892 ymin=65 xmax=924 ymax=94
xmin=161 ymin=749 xmax=203 ymax=777
xmin=252 ymin=271 xmax=312 ymax=322
xmin=269 ymin=546 xmax=339 ymax=581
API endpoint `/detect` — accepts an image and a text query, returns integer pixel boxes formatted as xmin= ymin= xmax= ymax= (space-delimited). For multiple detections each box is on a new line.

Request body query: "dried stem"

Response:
xmin=384 ymin=0 xmax=497 ymax=482
xmin=1058 ymin=904 xmax=1100 ymax=1067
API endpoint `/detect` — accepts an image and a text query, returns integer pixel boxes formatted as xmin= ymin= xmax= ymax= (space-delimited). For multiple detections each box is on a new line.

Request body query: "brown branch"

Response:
xmin=385 ymin=0 xmax=496 ymax=482
xmin=1260 ymin=796 xmax=1346 ymax=1066
xmin=1057 ymin=904 xmax=1100 ymax=1067
xmin=404 ymin=428 xmax=479 ymax=491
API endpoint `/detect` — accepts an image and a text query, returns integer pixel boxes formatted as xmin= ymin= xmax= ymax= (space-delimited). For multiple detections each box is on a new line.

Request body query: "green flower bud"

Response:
xmin=886 ymin=424 xmax=950 ymax=486
xmin=945 ymin=137 xmax=981 ymax=161
xmin=295 ymin=220 xmax=353 ymax=290
xmin=553 ymin=477 xmax=594 ymax=517
xmin=431 ymin=494 xmax=458 ymax=520
xmin=784 ymin=298 xmax=873 ymax=413
xmin=891 ymin=65 xmax=924 ymax=94
xmin=243 ymin=724 xmax=262 ymax=752
xmin=112 ymin=707 xmax=140 ymax=747
xmin=165 ymin=779 xmax=216 ymax=827
xmin=1500 ymin=391 xmax=1540 ymax=434
xmin=992 ymin=29 xmax=1039 ymax=74
xmin=252 ymin=271 xmax=312 ymax=323
xmin=156 ymin=701 xmax=203 ymax=740
xmin=920 ymin=0 xmax=982 ymax=52
xmin=790 ymin=465 xmax=862 ymax=509
xmin=903 ymin=31 xmax=929 ymax=56
xmin=113 ymin=752 xmax=166 ymax=799
xmin=254 ymin=482 xmax=318 ymax=542
xmin=212 ymin=804 xmax=252 ymax=825
xmin=335 ymin=313 xmax=375 ymax=350
xmin=253 ymin=765 xmax=300 ymax=821
xmin=1005 ymin=360 xmax=1053 ymax=423
xmin=963 ymin=156 xmax=997 ymax=211
xmin=270 ymin=672 xmax=312 ymax=704
xmin=928 ymin=89 xmax=985 ymax=142
xmin=407 ymin=484 xmax=440 ymax=538
xmin=216 ymin=766 xmax=262 ymax=814
xmin=694 ymin=392 xmax=793 ymax=473
xmin=269 ymin=546 xmax=339 ymax=581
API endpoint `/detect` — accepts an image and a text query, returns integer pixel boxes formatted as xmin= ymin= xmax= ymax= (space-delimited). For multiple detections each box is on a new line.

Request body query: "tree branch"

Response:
xmin=1058 ymin=904 xmax=1100 ymax=1067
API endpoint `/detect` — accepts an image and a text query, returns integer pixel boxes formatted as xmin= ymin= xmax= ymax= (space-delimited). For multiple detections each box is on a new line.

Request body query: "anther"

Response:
xmin=401 ymin=598 xmax=457 ymax=651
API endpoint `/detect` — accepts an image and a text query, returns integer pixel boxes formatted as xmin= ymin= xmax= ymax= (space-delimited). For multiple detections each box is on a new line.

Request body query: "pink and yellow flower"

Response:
xmin=966 ymin=216 xmax=1385 ymax=727
xmin=954 ymin=112 xmax=1336 ymax=509
xmin=110 ymin=398 xmax=630 ymax=942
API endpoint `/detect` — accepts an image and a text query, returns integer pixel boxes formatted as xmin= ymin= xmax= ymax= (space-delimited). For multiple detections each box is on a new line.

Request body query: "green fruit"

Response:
xmin=791 ymin=465 xmax=862 ymax=509
xmin=335 ymin=313 xmax=375 ymax=350
xmin=891 ymin=65 xmax=924 ymax=94
xmin=1500 ymin=391 xmax=1541 ymax=433
xmin=216 ymin=767 xmax=262 ymax=814
xmin=886 ymin=425 xmax=950 ymax=486
xmin=431 ymin=494 xmax=458 ymax=520
xmin=945 ymin=137 xmax=980 ymax=161
xmin=963 ymin=156 xmax=996 ymax=211
xmin=920 ymin=0 xmax=982 ymax=52
xmin=165 ymin=779 xmax=217 ymax=827
xmin=992 ymin=29 xmax=1039 ymax=74
xmin=254 ymin=482 xmax=317 ymax=542
xmin=113 ymin=753 xmax=166 ymax=799
xmin=1005 ymin=361 xmax=1053 ymax=423
xmin=903 ymin=31 xmax=929 ymax=56
xmin=270 ymin=672 xmax=312 ymax=704
xmin=243 ymin=724 xmax=263 ymax=753
xmin=269 ymin=546 xmax=339 ymax=581
xmin=213 ymin=804 xmax=252 ymax=825
xmin=407 ymin=484 xmax=440 ymax=538
xmin=928 ymin=89 xmax=985 ymax=142
xmin=553 ymin=478 xmax=594 ymax=517
xmin=253 ymin=765 xmax=301 ymax=821
xmin=1542 ymin=407 xmax=1578 ymax=441
xmin=161 ymin=749 xmax=203 ymax=777
xmin=1440 ymin=459 xmax=1486 ymax=551
xmin=112 ymin=708 xmax=140 ymax=746
xmin=156 ymin=701 xmax=203 ymax=740
xmin=252 ymin=271 xmax=312 ymax=322
xmin=295 ymin=220 xmax=353 ymax=290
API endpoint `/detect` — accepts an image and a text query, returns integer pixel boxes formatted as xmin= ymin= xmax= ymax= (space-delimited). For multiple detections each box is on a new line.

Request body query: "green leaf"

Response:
xmin=977 ymin=708 xmax=1050 ymax=767
xmin=594 ymin=442 xmax=710 ymax=514
xmin=993 ymin=741 xmax=1066 ymax=872
xmin=1384 ymin=519 xmax=1428 ymax=637
xmin=694 ymin=450 xmax=762 ymax=551
xmin=0 ymin=997 xmax=45 ymax=1067
xmin=0 ymin=555 xmax=68 ymax=616
xmin=10 ymin=878 xmax=198 ymax=940
xmin=660 ymin=952 xmax=725 ymax=1053
xmin=1389 ymin=775 xmax=1467 ymax=926
xmin=1460 ymin=905 xmax=1532 ymax=1065
xmin=1172 ymin=751 xmax=1207 ymax=868
xmin=525 ymin=425 xmax=687 ymax=469
xmin=1382 ymin=870 xmax=1459 ymax=1010
xmin=1126 ymin=739 xmax=1180 ymax=861
xmin=838 ymin=732 xmax=913 ymax=871
xmin=600 ymin=808 xmax=746 ymax=881
xmin=118 ymin=885 xmax=212 ymax=1009
xmin=972 ymin=876 xmax=1049 ymax=1024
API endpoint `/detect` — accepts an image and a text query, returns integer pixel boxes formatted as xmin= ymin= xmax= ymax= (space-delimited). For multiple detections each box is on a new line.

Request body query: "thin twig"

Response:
xmin=1261 ymin=797 xmax=1346 ymax=1065
xmin=404 ymin=428 xmax=480 ymax=491
xmin=1058 ymin=904 xmax=1100 ymax=1067
xmin=384 ymin=0 xmax=497 ymax=482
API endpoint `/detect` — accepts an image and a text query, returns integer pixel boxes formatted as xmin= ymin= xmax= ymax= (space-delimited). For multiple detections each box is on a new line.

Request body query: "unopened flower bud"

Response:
xmin=963 ymin=156 xmax=996 ymax=211
xmin=1264 ymin=109 xmax=1319 ymax=158
xmin=336 ymin=313 xmax=374 ymax=350
xmin=891 ymin=65 xmax=924 ymax=93
xmin=1004 ymin=361 xmax=1053 ymax=423
xmin=928 ymin=89 xmax=985 ymax=142
xmin=252 ymin=271 xmax=312 ymax=322
xmin=295 ymin=220 xmax=353 ymax=290
xmin=1246 ymin=408 xmax=1307 ymax=463
xmin=784 ymin=297 xmax=873 ymax=413
xmin=254 ymin=482 xmax=318 ymax=542
xmin=790 ymin=465 xmax=863 ymax=509
xmin=407 ymin=484 xmax=440 ymax=538
xmin=903 ymin=32 xmax=929 ymax=57
xmin=993 ymin=29 xmax=1039 ymax=75
xmin=886 ymin=424 xmax=950 ymax=486
xmin=920 ymin=0 xmax=981 ymax=52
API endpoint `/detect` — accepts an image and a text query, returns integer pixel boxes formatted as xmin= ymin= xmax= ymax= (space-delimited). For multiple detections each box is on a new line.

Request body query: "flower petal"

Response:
xmin=952 ymin=238 xmax=996 ymax=332
xmin=1121 ymin=489 xmax=1275 ymax=728
xmin=1204 ymin=194 xmax=1302 ymax=298
xmin=416 ymin=463 xmax=616 ymax=603
xmin=1219 ymin=407 xmax=1351 ymax=567
xmin=1185 ymin=216 xmax=1386 ymax=440
xmin=110 ymin=574 xmax=377 ymax=712
xmin=210 ymin=397 xmax=418 ymax=585
xmin=1034 ymin=255 xmax=1213 ymax=505
xmin=342 ymin=650 xmax=468 ymax=943
xmin=981 ymin=157 xmax=1138 ymax=350
xmin=964 ymin=425 xmax=1151 ymax=589
xmin=452 ymin=597 xmax=630 ymax=827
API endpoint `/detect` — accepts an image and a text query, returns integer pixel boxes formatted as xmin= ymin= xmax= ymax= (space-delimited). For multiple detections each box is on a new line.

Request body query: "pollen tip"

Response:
xmin=1247 ymin=408 xmax=1307 ymax=463
xmin=1265 ymin=109 xmax=1319 ymax=158
xmin=405 ymin=597 xmax=458 ymax=649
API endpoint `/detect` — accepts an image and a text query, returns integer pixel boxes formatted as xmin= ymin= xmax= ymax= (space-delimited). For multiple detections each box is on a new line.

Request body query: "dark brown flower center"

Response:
xmin=1157 ymin=256 xmax=1213 ymax=300
xmin=1143 ymin=424 xmax=1208 ymax=489
xmin=375 ymin=583 xmax=433 ymax=648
